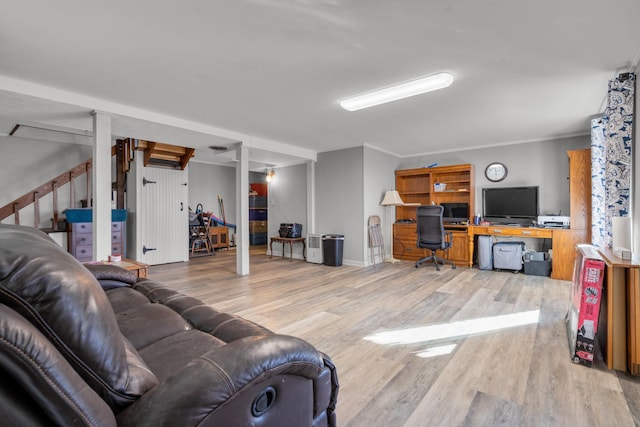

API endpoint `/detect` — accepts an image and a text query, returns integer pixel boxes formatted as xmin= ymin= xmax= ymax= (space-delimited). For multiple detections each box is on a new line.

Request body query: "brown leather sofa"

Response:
xmin=0 ymin=224 xmax=338 ymax=426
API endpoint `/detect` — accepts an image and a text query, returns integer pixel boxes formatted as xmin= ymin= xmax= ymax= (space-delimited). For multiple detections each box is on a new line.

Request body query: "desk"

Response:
xmin=597 ymin=248 xmax=640 ymax=374
xmin=466 ymin=225 xmax=586 ymax=281
xmin=270 ymin=237 xmax=306 ymax=262
xmin=467 ymin=225 xmax=553 ymax=267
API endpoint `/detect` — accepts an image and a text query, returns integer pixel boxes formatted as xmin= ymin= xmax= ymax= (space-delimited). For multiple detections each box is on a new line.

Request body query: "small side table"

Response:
xmin=113 ymin=258 xmax=149 ymax=279
xmin=270 ymin=237 xmax=306 ymax=262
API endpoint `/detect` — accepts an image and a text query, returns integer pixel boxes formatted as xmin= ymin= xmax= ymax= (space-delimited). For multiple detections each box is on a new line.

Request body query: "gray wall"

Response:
xmin=398 ymin=135 xmax=590 ymax=218
xmin=363 ymin=146 xmax=401 ymax=262
xmin=0 ymin=132 xmax=599 ymax=266
xmin=316 ymin=147 xmax=365 ymax=265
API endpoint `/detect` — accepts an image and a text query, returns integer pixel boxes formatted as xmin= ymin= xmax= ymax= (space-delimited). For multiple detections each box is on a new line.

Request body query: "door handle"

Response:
xmin=142 ymin=177 xmax=157 ymax=186
xmin=180 ymin=202 xmax=184 ymax=211
xmin=142 ymin=245 xmax=157 ymax=254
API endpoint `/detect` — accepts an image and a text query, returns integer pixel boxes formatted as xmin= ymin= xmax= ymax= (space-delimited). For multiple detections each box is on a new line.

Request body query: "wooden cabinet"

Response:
xmin=209 ymin=226 xmax=230 ymax=250
xmin=551 ymin=229 xmax=588 ymax=280
xmin=393 ymin=223 xmax=469 ymax=266
xmin=597 ymin=248 xmax=640 ymax=374
xmin=393 ymin=164 xmax=474 ymax=265
xmin=447 ymin=227 xmax=470 ymax=265
xmin=395 ymin=164 xmax=474 ymax=222
xmin=568 ymin=149 xmax=591 ymax=231
xmin=393 ymin=223 xmax=426 ymax=261
xmin=68 ymin=220 xmax=126 ymax=262
xmin=550 ymin=149 xmax=591 ymax=280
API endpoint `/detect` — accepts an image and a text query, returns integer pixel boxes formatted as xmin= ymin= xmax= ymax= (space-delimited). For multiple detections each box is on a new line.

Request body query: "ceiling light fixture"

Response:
xmin=208 ymin=145 xmax=227 ymax=151
xmin=339 ymin=72 xmax=454 ymax=111
xmin=266 ymin=168 xmax=275 ymax=183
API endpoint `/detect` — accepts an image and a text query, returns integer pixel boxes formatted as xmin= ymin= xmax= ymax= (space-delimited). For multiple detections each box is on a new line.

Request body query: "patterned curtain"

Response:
xmin=591 ymin=73 xmax=635 ymax=248
xmin=591 ymin=118 xmax=607 ymax=247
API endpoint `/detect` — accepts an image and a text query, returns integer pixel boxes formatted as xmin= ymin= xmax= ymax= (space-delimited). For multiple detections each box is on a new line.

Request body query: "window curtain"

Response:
xmin=591 ymin=73 xmax=635 ymax=248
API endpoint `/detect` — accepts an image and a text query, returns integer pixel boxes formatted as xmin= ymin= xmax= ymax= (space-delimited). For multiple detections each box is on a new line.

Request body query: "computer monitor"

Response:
xmin=441 ymin=202 xmax=469 ymax=223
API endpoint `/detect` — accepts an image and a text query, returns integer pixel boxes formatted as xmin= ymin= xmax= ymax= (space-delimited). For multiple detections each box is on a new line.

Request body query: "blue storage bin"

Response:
xmin=249 ymin=232 xmax=268 ymax=245
xmin=65 ymin=208 xmax=127 ymax=223
xmin=249 ymin=196 xmax=267 ymax=208
xmin=249 ymin=209 xmax=268 ymax=221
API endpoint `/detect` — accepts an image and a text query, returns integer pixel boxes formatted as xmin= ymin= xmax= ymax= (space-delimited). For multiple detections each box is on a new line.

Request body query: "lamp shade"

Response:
xmin=380 ymin=190 xmax=405 ymax=206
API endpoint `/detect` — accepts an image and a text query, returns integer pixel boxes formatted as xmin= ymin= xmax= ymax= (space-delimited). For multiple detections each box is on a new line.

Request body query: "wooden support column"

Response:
xmin=33 ymin=192 xmax=40 ymax=229
xmin=70 ymin=171 xmax=76 ymax=208
xmin=86 ymin=162 xmax=92 ymax=207
xmin=52 ymin=180 xmax=59 ymax=230
xmin=115 ymin=139 xmax=126 ymax=209
xmin=92 ymin=111 xmax=112 ymax=261
xmin=13 ymin=203 xmax=19 ymax=225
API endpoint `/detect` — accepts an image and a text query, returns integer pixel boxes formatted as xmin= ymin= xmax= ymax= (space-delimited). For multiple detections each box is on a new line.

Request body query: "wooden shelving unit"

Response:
xmin=550 ymin=149 xmax=591 ymax=280
xmin=393 ymin=164 xmax=474 ymax=265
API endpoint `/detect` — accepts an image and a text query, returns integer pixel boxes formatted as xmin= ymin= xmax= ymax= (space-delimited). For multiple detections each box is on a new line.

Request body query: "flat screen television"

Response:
xmin=441 ymin=202 xmax=469 ymax=224
xmin=482 ymin=186 xmax=539 ymax=222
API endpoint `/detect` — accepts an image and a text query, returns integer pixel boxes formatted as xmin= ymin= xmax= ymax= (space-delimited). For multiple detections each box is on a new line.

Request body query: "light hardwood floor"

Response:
xmin=148 ymin=247 xmax=640 ymax=427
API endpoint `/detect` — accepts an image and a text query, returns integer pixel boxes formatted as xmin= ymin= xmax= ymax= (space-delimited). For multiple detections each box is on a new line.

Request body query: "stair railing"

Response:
xmin=0 ymin=159 xmax=93 ymax=231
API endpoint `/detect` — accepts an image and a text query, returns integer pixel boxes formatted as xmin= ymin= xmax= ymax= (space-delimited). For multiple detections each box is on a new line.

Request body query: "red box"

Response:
xmin=566 ymin=245 xmax=605 ymax=367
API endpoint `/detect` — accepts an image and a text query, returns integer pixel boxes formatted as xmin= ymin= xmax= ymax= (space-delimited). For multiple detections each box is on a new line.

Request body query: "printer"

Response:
xmin=538 ymin=216 xmax=570 ymax=228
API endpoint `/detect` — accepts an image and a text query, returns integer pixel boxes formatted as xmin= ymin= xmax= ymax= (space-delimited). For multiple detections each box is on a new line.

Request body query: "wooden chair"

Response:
xmin=190 ymin=214 xmax=212 ymax=256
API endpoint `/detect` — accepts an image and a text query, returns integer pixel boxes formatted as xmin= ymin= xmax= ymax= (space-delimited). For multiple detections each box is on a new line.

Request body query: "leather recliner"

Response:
xmin=0 ymin=224 xmax=338 ymax=426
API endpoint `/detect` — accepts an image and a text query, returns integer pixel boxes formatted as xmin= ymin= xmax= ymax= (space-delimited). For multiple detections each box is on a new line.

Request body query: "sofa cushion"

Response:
xmin=0 ymin=225 xmax=158 ymax=411
xmin=84 ymin=263 xmax=137 ymax=286
xmin=139 ymin=329 xmax=226 ymax=381
xmin=132 ymin=279 xmax=274 ymax=341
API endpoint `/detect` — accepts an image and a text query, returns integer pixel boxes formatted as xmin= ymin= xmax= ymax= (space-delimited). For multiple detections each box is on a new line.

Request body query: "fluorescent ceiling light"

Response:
xmin=339 ymin=72 xmax=454 ymax=111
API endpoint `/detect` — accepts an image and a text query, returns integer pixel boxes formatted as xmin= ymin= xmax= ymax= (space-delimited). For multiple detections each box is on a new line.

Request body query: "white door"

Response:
xmin=136 ymin=162 xmax=188 ymax=265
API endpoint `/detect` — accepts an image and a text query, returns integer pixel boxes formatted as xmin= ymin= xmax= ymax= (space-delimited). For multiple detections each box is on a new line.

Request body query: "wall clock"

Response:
xmin=485 ymin=162 xmax=508 ymax=182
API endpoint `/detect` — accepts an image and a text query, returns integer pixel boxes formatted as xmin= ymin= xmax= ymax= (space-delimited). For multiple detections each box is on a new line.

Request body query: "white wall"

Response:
xmin=634 ymin=63 xmax=639 ymax=255
xmin=0 ymin=136 xmax=92 ymax=226
xmin=188 ymin=162 xmax=236 ymax=224
xmin=267 ymin=163 xmax=307 ymax=258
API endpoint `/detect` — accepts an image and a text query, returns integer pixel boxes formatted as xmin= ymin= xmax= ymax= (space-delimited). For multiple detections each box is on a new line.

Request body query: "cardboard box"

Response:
xmin=566 ymin=245 xmax=605 ymax=367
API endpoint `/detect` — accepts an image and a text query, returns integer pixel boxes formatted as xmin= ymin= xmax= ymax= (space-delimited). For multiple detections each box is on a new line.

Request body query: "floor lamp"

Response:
xmin=380 ymin=190 xmax=405 ymax=264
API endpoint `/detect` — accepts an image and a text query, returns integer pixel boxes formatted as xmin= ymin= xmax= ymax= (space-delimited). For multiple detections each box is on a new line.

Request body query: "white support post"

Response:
xmin=236 ymin=142 xmax=250 ymax=275
xmin=306 ymin=160 xmax=316 ymax=234
xmin=92 ymin=111 xmax=112 ymax=261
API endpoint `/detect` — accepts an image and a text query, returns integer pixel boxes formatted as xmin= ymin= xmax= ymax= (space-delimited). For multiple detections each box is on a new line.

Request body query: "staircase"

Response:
xmin=0 ymin=158 xmax=95 ymax=231
xmin=0 ymin=138 xmax=194 ymax=233
xmin=0 ymin=141 xmax=129 ymax=232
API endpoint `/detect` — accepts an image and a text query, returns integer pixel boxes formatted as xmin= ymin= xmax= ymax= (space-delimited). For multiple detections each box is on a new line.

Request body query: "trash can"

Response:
xmin=322 ymin=234 xmax=344 ymax=266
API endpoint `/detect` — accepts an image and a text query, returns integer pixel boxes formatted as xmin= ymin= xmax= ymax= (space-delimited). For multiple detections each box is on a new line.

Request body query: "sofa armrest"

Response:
xmin=0 ymin=304 xmax=117 ymax=427
xmin=117 ymin=334 xmax=328 ymax=427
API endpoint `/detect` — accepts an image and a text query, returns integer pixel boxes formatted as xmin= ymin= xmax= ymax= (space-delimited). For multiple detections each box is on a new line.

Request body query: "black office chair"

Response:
xmin=415 ymin=205 xmax=456 ymax=271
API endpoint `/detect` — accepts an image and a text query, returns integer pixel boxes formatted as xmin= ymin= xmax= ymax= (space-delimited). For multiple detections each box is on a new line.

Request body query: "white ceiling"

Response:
xmin=1 ymin=1 xmax=639 ymax=169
